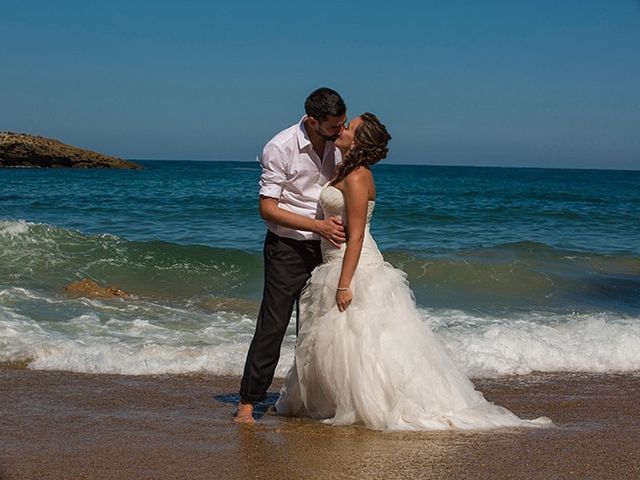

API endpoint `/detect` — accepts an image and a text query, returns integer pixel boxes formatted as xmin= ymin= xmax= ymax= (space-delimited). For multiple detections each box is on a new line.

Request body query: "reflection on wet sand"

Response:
xmin=0 ymin=369 xmax=639 ymax=479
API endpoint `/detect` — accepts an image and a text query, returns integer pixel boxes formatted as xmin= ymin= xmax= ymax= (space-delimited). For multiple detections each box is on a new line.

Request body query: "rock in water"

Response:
xmin=0 ymin=132 xmax=141 ymax=169
xmin=65 ymin=279 xmax=130 ymax=299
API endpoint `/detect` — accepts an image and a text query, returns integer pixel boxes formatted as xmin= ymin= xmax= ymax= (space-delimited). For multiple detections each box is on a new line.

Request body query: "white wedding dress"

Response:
xmin=275 ymin=184 xmax=552 ymax=431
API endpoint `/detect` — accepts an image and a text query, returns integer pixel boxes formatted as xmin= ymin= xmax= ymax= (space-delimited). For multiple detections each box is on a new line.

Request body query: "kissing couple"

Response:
xmin=234 ymin=87 xmax=551 ymax=430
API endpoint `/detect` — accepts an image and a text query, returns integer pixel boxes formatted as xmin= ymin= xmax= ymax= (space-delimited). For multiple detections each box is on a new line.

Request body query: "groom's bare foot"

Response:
xmin=234 ymin=402 xmax=255 ymax=424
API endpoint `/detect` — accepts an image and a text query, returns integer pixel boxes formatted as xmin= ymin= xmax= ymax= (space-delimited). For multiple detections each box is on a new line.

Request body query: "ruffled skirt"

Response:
xmin=275 ymin=261 xmax=552 ymax=431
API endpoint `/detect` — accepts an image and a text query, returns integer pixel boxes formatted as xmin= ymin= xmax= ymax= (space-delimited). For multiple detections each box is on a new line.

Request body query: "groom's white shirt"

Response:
xmin=259 ymin=116 xmax=341 ymax=241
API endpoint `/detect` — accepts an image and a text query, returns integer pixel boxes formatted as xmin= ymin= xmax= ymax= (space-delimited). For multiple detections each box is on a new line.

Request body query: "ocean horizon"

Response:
xmin=125 ymin=158 xmax=640 ymax=172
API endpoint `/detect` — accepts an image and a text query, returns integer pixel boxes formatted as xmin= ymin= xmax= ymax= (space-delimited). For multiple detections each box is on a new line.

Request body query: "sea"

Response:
xmin=1 ymin=161 xmax=639 ymax=378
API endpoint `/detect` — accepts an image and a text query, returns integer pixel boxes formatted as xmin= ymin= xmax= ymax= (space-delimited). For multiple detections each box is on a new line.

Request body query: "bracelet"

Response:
xmin=336 ymin=287 xmax=351 ymax=292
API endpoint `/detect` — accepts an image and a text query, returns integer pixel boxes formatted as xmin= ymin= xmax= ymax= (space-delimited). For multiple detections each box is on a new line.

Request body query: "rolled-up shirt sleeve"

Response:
xmin=259 ymin=143 xmax=287 ymax=199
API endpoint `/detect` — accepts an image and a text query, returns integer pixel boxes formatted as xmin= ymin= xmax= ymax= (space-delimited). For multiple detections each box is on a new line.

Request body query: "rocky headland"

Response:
xmin=0 ymin=132 xmax=141 ymax=169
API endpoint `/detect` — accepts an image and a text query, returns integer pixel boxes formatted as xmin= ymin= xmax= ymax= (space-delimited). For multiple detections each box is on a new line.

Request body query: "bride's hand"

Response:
xmin=336 ymin=288 xmax=353 ymax=312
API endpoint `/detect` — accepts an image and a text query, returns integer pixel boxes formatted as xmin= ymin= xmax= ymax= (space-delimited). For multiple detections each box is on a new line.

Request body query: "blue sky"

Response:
xmin=1 ymin=1 xmax=639 ymax=169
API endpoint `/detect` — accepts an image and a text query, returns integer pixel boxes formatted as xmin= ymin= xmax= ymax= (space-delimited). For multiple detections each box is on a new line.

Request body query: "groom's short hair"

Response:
xmin=305 ymin=88 xmax=346 ymax=122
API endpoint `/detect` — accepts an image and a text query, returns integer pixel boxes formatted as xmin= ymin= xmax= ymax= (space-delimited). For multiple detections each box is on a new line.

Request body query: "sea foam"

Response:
xmin=1 ymin=287 xmax=639 ymax=377
xmin=430 ymin=310 xmax=640 ymax=377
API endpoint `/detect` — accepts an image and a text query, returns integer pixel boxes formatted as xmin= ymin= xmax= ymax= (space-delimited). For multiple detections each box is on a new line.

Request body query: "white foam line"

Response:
xmin=2 ymin=291 xmax=639 ymax=377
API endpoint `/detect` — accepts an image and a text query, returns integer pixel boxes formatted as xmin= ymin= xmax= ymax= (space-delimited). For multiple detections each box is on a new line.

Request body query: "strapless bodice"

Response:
xmin=319 ymin=184 xmax=384 ymax=265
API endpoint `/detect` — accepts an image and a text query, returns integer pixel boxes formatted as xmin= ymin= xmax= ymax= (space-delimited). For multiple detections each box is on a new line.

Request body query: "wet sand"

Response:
xmin=1 ymin=368 xmax=639 ymax=479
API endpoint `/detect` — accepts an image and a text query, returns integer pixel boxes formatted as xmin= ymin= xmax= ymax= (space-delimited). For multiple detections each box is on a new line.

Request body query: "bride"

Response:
xmin=275 ymin=113 xmax=551 ymax=430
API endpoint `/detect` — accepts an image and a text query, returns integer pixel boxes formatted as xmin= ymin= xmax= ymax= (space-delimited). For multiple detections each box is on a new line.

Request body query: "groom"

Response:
xmin=235 ymin=88 xmax=347 ymax=423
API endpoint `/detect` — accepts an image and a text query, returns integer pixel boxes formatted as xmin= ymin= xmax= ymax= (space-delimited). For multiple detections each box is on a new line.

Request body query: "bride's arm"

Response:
xmin=336 ymin=169 xmax=371 ymax=312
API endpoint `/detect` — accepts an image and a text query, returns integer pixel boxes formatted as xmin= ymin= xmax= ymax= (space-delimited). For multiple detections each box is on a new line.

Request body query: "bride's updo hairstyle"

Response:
xmin=331 ymin=112 xmax=391 ymax=185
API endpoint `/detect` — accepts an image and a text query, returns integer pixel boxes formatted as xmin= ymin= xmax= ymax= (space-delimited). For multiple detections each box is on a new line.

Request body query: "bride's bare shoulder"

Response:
xmin=341 ymin=167 xmax=375 ymax=200
xmin=343 ymin=166 xmax=373 ymax=186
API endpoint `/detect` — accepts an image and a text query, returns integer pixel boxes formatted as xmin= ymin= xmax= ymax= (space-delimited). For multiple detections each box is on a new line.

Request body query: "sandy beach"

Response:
xmin=1 ymin=367 xmax=638 ymax=479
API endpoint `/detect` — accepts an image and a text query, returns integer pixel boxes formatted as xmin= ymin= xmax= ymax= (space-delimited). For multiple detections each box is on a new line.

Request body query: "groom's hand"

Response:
xmin=316 ymin=217 xmax=346 ymax=248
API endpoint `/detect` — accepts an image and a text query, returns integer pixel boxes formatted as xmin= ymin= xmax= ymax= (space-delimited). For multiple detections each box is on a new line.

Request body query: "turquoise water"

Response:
xmin=1 ymin=161 xmax=639 ymax=377
xmin=3 ymin=161 xmax=639 ymax=254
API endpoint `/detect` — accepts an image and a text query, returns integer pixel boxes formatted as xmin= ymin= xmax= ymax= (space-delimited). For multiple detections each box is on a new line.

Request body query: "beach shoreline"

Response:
xmin=1 ymin=368 xmax=638 ymax=479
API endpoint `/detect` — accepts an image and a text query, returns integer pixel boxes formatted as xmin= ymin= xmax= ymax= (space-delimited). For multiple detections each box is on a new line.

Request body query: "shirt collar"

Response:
xmin=297 ymin=116 xmax=312 ymax=151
